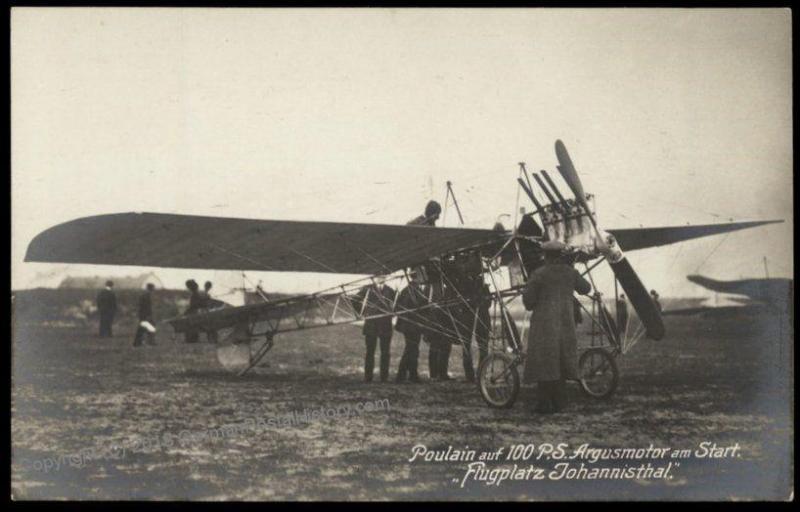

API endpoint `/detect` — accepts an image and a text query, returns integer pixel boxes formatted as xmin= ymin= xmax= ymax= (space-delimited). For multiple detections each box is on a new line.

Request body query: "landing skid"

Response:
xmin=237 ymin=334 xmax=275 ymax=376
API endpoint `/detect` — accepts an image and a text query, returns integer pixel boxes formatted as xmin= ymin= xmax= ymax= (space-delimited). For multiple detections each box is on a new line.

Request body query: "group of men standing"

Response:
xmin=355 ymin=270 xmax=491 ymax=385
xmin=355 ymin=200 xmax=491 ymax=385
xmin=94 ymin=278 xmax=222 ymax=346
xmin=182 ymin=279 xmax=221 ymax=343
xmin=95 ymin=280 xmax=159 ymax=346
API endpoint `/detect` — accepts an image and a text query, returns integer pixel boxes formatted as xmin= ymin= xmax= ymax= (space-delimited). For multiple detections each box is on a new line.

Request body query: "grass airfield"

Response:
xmin=11 ymin=289 xmax=793 ymax=500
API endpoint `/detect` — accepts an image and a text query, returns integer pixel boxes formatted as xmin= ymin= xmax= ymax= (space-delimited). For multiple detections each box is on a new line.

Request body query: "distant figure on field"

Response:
xmin=183 ymin=279 xmax=202 ymax=344
xmin=650 ymin=289 xmax=662 ymax=313
xmin=96 ymin=280 xmax=117 ymax=338
xmin=133 ymin=283 xmax=157 ymax=347
xmin=202 ymin=280 xmax=218 ymax=344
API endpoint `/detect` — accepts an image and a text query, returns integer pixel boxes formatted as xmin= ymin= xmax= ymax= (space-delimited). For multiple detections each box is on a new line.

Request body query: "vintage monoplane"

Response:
xmin=25 ymin=140 xmax=781 ymax=407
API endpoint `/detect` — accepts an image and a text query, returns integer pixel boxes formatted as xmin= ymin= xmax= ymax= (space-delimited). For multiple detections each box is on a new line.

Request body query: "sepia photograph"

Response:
xmin=10 ymin=7 xmax=793 ymax=501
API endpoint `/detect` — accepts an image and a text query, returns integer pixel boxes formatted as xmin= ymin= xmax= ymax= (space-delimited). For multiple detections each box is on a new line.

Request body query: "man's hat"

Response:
xmin=425 ymin=200 xmax=442 ymax=218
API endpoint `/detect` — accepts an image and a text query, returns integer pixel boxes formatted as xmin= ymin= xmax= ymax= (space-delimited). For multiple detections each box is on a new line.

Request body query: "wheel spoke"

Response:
xmin=479 ymin=353 xmax=520 ymax=408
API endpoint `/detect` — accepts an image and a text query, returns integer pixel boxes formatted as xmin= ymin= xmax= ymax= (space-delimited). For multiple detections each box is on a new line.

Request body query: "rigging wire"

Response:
xmin=693 ymin=232 xmax=732 ymax=274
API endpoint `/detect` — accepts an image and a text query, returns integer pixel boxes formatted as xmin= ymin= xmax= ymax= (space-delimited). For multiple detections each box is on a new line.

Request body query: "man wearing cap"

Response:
xmin=96 ymin=280 xmax=117 ymax=338
xmin=407 ymin=200 xmax=442 ymax=227
xmin=522 ymin=241 xmax=592 ymax=414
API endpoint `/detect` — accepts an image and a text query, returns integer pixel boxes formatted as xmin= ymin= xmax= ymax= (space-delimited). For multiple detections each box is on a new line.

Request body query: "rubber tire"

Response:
xmin=578 ymin=347 xmax=619 ymax=399
xmin=478 ymin=352 xmax=521 ymax=409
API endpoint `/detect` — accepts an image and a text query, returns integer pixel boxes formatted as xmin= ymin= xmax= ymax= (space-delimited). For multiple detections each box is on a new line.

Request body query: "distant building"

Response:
xmin=59 ymin=272 xmax=164 ymax=290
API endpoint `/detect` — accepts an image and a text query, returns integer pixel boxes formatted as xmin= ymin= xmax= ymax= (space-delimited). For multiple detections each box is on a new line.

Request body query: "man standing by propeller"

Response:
xmin=522 ymin=242 xmax=592 ymax=414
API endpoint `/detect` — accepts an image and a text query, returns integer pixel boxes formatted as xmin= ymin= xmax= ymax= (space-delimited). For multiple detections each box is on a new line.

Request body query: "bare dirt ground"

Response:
xmin=11 ymin=294 xmax=793 ymax=501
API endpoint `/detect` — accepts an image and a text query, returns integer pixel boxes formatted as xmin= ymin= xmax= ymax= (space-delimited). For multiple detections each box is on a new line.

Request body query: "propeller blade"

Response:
xmin=554 ymin=140 xmax=665 ymax=340
xmin=554 ymin=140 xmax=593 ymax=222
xmin=609 ymin=258 xmax=665 ymax=340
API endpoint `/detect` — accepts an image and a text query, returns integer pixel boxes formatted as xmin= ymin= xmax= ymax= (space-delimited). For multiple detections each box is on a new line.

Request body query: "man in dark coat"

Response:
xmin=394 ymin=272 xmax=429 ymax=383
xmin=455 ymin=255 xmax=492 ymax=383
xmin=427 ymin=312 xmax=454 ymax=381
xmin=133 ymin=283 xmax=157 ymax=347
xmin=355 ymin=277 xmax=396 ymax=382
xmin=96 ymin=280 xmax=117 ymax=338
xmin=424 ymin=268 xmax=457 ymax=382
xmin=183 ymin=279 xmax=202 ymax=344
xmin=522 ymin=243 xmax=592 ymax=413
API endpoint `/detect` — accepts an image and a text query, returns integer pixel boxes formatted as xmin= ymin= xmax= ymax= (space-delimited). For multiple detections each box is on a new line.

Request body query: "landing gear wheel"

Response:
xmin=478 ymin=352 xmax=520 ymax=409
xmin=578 ymin=347 xmax=618 ymax=399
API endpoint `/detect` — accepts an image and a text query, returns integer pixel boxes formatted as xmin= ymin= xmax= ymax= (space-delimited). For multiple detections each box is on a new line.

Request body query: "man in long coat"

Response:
xmin=522 ymin=243 xmax=592 ymax=413
xmin=96 ymin=280 xmax=117 ymax=338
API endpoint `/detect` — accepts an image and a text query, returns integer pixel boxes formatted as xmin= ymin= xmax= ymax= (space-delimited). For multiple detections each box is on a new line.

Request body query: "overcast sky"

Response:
xmin=12 ymin=8 xmax=792 ymax=298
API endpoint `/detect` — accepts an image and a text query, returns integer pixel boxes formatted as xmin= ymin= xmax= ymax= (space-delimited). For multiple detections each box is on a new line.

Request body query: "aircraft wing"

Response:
xmin=25 ymin=213 xmax=781 ymax=274
xmin=607 ymin=220 xmax=783 ymax=253
xmin=25 ymin=212 xmax=505 ymax=275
